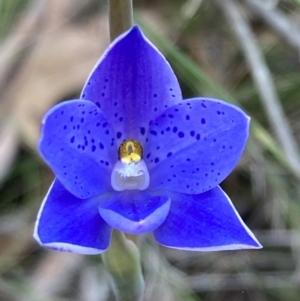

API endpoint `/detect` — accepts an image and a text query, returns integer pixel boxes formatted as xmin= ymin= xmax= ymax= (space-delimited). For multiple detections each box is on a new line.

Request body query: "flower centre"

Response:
xmin=111 ymin=139 xmax=150 ymax=191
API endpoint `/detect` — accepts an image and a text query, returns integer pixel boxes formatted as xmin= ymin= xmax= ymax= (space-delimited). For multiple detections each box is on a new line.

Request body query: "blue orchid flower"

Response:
xmin=33 ymin=26 xmax=261 ymax=254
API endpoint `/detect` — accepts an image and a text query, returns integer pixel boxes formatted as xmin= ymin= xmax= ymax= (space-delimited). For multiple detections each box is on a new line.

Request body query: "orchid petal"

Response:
xmin=34 ymin=179 xmax=112 ymax=254
xmin=154 ymin=186 xmax=261 ymax=250
xmin=98 ymin=191 xmax=171 ymax=234
xmin=81 ymin=26 xmax=182 ymax=145
xmin=39 ymin=100 xmax=117 ymax=199
xmin=145 ymin=98 xmax=249 ymax=194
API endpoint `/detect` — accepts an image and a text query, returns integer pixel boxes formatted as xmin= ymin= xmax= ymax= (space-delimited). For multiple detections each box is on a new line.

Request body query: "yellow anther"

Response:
xmin=119 ymin=140 xmax=143 ymax=164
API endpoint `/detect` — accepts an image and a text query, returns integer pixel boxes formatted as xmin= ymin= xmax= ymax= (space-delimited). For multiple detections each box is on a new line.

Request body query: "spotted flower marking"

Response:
xmin=34 ymin=26 xmax=261 ymax=254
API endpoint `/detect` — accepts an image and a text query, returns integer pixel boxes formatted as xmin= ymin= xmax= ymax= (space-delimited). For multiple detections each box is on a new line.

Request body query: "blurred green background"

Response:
xmin=0 ymin=0 xmax=300 ymax=300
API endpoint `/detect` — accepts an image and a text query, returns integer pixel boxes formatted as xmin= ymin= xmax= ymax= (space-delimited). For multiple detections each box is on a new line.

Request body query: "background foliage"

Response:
xmin=0 ymin=0 xmax=299 ymax=300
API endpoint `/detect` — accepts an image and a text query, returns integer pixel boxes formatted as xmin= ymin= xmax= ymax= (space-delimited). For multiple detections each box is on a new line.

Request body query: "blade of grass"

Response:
xmin=216 ymin=0 xmax=300 ymax=181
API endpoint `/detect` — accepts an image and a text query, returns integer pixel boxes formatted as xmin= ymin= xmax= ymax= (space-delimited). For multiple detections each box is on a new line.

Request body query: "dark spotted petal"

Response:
xmin=34 ymin=179 xmax=112 ymax=254
xmin=154 ymin=187 xmax=261 ymax=250
xmin=81 ymin=26 xmax=182 ymax=145
xmin=145 ymin=98 xmax=249 ymax=194
xmin=39 ymin=100 xmax=117 ymax=199
xmin=98 ymin=190 xmax=171 ymax=234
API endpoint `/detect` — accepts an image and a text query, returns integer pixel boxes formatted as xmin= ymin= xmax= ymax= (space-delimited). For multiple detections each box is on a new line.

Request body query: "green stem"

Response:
xmin=105 ymin=4 xmax=143 ymax=300
xmin=102 ymin=231 xmax=144 ymax=301
xmin=109 ymin=0 xmax=133 ymax=41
